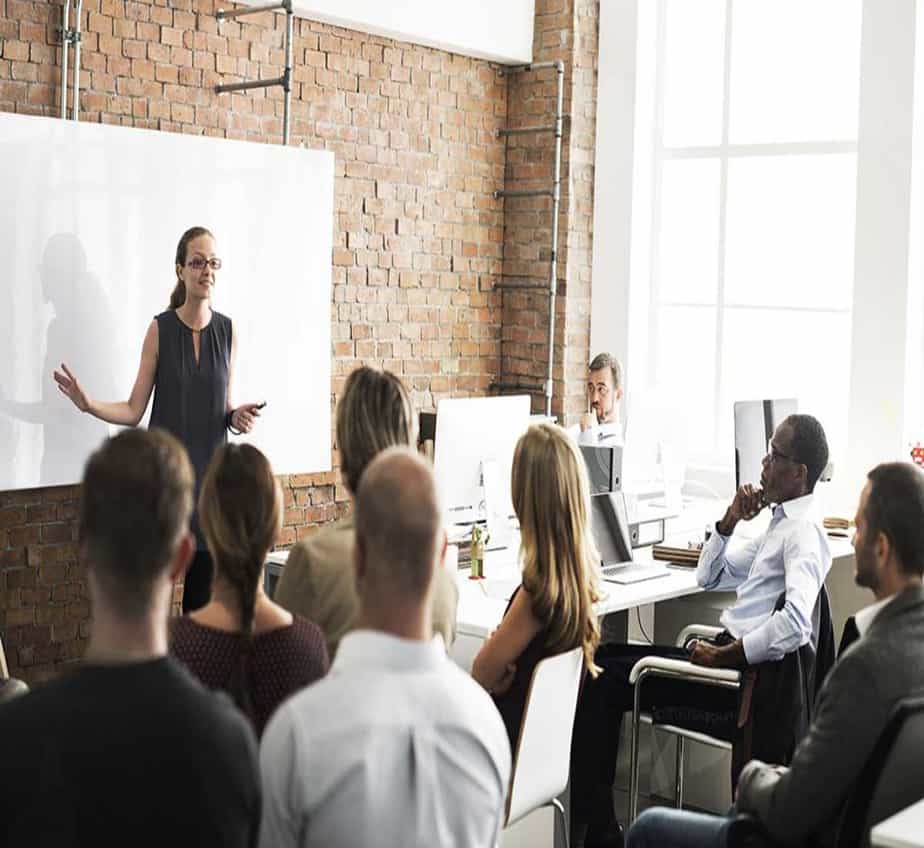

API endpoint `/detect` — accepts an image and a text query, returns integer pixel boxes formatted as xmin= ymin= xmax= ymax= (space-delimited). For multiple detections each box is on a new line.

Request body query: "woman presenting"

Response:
xmin=54 ymin=226 xmax=264 ymax=612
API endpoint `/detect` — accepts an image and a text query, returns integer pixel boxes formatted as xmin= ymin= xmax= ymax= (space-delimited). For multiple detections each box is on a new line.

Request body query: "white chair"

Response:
xmin=627 ymin=625 xmax=742 ymax=822
xmin=502 ymin=646 xmax=585 ymax=847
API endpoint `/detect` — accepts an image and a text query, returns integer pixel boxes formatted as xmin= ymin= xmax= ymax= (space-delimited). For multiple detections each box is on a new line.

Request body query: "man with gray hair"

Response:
xmin=259 ymin=447 xmax=511 ymax=848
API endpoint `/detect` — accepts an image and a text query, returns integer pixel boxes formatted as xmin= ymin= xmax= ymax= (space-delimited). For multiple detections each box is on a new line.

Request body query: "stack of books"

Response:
xmin=651 ymin=543 xmax=701 ymax=567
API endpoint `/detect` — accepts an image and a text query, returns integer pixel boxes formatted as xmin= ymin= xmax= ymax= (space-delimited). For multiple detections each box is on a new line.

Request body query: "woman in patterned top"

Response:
xmin=170 ymin=443 xmax=329 ymax=736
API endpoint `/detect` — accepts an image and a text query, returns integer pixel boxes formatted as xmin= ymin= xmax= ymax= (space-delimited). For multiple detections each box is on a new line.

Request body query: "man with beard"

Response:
xmin=626 ymin=461 xmax=924 ymax=848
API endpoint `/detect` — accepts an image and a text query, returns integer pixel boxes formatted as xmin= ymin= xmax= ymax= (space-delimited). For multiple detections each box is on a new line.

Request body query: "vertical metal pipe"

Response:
xmin=283 ymin=4 xmax=294 ymax=144
xmin=544 ymin=60 xmax=565 ymax=418
xmin=72 ymin=0 xmax=84 ymax=121
xmin=60 ymin=0 xmax=71 ymax=120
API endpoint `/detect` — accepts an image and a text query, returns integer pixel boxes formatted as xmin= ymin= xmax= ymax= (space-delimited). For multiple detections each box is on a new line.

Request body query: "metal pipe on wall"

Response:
xmin=492 ymin=60 xmax=565 ymax=418
xmin=216 ymin=0 xmax=294 ymax=145
xmin=60 ymin=0 xmax=71 ymax=120
xmin=71 ymin=0 xmax=84 ymax=121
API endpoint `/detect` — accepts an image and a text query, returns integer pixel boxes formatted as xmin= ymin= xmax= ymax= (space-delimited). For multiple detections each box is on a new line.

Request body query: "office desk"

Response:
xmin=871 ymin=798 xmax=924 ymax=848
xmin=451 ymin=543 xmax=702 ymax=671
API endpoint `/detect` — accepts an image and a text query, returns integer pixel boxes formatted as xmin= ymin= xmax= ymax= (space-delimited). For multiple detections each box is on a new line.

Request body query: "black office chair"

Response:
xmin=728 ymin=693 xmax=924 ymax=848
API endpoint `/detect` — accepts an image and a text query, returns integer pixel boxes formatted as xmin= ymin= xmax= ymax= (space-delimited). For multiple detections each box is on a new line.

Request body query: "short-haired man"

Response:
xmin=0 ymin=430 xmax=261 ymax=847
xmin=573 ymin=352 xmax=624 ymax=446
xmin=259 ymin=448 xmax=511 ymax=848
xmin=627 ymin=461 xmax=924 ymax=848
xmin=579 ymin=415 xmax=834 ymax=835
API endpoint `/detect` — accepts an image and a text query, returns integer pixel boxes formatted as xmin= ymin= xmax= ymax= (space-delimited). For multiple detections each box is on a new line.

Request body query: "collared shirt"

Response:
xmin=568 ymin=419 xmax=625 ymax=447
xmin=696 ymin=493 xmax=832 ymax=665
xmin=854 ymin=593 xmax=896 ymax=637
xmin=258 ymin=630 xmax=511 ymax=848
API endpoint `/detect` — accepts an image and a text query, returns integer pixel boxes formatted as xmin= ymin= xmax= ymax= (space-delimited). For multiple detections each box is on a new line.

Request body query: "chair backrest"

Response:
xmin=505 ymin=646 xmax=584 ymax=828
xmin=837 ymin=694 xmax=924 ymax=848
xmin=0 ymin=634 xmax=9 ymax=680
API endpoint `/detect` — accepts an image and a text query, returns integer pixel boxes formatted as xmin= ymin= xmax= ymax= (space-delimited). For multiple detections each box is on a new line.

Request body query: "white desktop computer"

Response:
xmin=432 ymin=395 xmax=532 ymax=536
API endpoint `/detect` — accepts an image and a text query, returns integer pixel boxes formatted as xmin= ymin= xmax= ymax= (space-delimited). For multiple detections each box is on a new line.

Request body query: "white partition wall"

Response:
xmin=0 ymin=112 xmax=333 ymax=490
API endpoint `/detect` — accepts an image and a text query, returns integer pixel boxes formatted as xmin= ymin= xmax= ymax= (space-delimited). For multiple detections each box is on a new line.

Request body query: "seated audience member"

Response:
xmin=569 ymin=352 xmax=625 ymax=446
xmin=170 ymin=444 xmax=329 ymax=737
xmin=627 ymin=461 xmax=924 ymax=848
xmin=0 ymin=430 xmax=260 ymax=848
xmin=578 ymin=414 xmax=833 ymax=840
xmin=472 ymin=422 xmax=601 ymax=743
xmin=274 ymin=366 xmax=458 ymax=657
xmin=259 ymin=448 xmax=511 ymax=848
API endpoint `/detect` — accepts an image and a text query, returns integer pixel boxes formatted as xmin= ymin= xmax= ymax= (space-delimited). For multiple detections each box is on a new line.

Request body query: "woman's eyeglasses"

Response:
xmin=186 ymin=257 xmax=222 ymax=271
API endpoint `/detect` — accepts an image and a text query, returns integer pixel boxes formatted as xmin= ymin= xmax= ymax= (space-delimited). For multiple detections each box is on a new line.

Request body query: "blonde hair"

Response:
xmin=336 ymin=366 xmax=414 ymax=494
xmin=198 ymin=443 xmax=282 ymax=720
xmin=512 ymin=423 xmax=601 ymax=675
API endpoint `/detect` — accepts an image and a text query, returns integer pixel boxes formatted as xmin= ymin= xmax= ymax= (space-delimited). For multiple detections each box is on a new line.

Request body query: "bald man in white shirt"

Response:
xmin=259 ymin=448 xmax=511 ymax=848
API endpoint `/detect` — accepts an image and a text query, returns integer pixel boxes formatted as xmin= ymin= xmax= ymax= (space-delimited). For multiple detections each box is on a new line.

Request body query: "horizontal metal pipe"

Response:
xmin=216 ymin=75 xmax=286 ymax=94
xmin=493 ymin=282 xmax=549 ymax=290
xmin=494 ymin=188 xmax=554 ymax=199
xmin=497 ymin=125 xmax=556 ymax=137
xmin=500 ymin=60 xmax=564 ymax=75
xmin=217 ymin=1 xmax=285 ymax=21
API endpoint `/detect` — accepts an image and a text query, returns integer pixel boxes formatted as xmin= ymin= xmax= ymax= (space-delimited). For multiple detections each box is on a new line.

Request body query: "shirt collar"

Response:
xmin=777 ymin=493 xmax=818 ymax=521
xmin=854 ymin=594 xmax=896 ymax=637
xmin=333 ymin=629 xmax=446 ymax=674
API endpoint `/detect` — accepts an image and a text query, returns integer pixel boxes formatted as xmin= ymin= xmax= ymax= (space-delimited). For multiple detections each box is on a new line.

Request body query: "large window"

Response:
xmin=628 ymin=0 xmax=862 ymax=472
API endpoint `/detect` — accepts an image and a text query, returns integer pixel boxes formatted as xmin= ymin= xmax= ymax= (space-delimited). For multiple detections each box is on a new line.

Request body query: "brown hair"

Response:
xmin=512 ymin=423 xmax=601 ymax=675
xmin=198 ymin=443 xmax=282 ymax=722
xmin=79 ymin=429 xmax=194 ymax=617
xmin=169 ymin=226 xmax=214 ymax=310
xmin=865 ymin=462 xmax=924 ymax=577
xmin=336 ymin=366 xmax=414 ymax=494
xmin=588 ymin=352 xmax=624 ymax=392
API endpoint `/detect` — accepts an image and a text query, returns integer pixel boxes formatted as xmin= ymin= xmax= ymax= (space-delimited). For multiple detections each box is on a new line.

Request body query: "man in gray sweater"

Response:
xmin=627 ymin=461 xmax=924 ymax=848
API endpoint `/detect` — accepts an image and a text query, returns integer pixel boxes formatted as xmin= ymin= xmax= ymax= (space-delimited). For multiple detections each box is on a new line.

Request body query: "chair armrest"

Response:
xmin=676 ymin=624 xmax=725 ymax=649
xmin=726 ymin=813 xmax=778 ymax=848
xmin=628 ymin=655 xmax=741 ymax=687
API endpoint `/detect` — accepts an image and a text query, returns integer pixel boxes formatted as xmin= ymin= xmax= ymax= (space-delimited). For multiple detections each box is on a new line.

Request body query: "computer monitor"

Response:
xmin=580 ymin=445 xmax=623 ymax=494
xmin=433 ymin=395 xmax=531 ymax=524
xmin=734 ymin=398 xmax=798 ymax=488
xmin=589 ymin=491 xmax=633 ymax=566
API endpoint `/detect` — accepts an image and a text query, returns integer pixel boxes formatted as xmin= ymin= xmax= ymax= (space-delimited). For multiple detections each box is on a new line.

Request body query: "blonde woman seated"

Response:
xmin=274 ymin=366 xmax=458 ymax=658
xmin=471 ymin=423 xmax=600 ymax=741
xmin=170 ymin=444 xmax=329 ymax=737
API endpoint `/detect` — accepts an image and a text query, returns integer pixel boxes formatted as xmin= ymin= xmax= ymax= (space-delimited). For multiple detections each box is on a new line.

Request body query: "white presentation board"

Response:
xmin=0 ymin=112 xmax=333 ymax=490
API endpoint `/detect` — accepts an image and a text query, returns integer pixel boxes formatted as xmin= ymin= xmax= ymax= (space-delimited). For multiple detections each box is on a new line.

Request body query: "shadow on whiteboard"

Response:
xmin=0 ymin=233 xmax=116 ymax=488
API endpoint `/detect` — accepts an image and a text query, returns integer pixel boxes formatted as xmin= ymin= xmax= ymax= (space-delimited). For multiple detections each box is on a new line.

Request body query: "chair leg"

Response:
xmin=551 ymin=797 xmax=569 ymax=848
xmin=629 ymin=671 xmax=646 ymax=823
xmin=674 ymin=735 xmax=685 ymax=809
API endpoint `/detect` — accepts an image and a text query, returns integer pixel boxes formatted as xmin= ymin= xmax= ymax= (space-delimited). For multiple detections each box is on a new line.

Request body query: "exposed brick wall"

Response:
xmin=0 ymin=0 xmax=599 ymax=685
xmin=497 ymin=0 xmax=598 ymax=421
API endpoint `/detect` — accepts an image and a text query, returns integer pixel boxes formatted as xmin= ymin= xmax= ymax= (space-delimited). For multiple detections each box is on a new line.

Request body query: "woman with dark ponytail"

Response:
xmin=170 ymin=443 xmax=329 ymax=736
xmin=54 ymin=227 xmax=265 ymax=612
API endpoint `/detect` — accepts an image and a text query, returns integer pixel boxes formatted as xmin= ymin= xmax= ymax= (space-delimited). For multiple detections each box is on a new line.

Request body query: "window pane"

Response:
xmin=724 ymin=154 xmax=856 ymax=308
xmin=729 ymin=0 xmax=861 ymax=144
xmin=718 ymin=308 xmax=851 ymax=466
xmin=658 ymin=159 xmax=721 ymax=305
xmin=653 ymin=305 xmax=717 ymax=453
xmin=662 ymin=0 xmax=726 ymax=148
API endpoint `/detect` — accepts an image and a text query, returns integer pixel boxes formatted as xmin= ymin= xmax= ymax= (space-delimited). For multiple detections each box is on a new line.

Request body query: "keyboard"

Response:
xmin=601 ymin=563 xmax=671 ymax=584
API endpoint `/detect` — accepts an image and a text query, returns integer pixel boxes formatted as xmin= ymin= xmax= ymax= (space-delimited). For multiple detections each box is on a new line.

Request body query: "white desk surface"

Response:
xmin=871 ymin=798 xmax=924 ymax=848
xmin=454 ymin=544 xmax=701 ymax=639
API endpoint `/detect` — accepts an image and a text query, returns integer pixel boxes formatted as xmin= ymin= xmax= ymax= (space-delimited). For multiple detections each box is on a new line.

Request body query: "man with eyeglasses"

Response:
xmin=576 ymin=415 xmax=833 ymax=842
xmin=572 ymin=352 xmax=625 ymax=446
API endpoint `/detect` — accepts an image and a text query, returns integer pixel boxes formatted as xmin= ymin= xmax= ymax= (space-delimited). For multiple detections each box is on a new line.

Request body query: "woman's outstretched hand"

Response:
xmin=53 ymin=363 xmax=90 ymax=413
